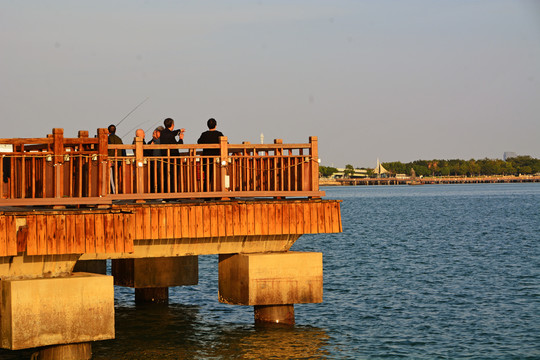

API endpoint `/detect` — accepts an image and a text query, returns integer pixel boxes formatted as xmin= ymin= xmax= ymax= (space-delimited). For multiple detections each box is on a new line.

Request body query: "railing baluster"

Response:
xmin=1 ymin=133 xmax=324 ymax=204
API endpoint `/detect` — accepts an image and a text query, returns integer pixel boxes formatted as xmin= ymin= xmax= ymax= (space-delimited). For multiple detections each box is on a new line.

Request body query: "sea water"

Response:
xmin=3 ymin=183 xmax=539 ymax=359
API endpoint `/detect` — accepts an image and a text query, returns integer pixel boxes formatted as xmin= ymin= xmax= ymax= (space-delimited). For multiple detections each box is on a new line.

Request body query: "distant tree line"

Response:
xmin=319 ymin=166 xmax=339 ymax=177
xmin=382 ymin=156 xmax=540 ymax=177
xmin=320 ymin=156 xmax=540 ymax=177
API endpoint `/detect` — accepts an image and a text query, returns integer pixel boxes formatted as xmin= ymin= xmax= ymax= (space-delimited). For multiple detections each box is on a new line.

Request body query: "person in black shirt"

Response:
xmin=147 ymin=126 xmax=164 ymax=193
xmin=197 ymin=118 xmax=224 ymax=155
xmin=108 ymin=124 xmax=126 ymax=193
xmin=160 ymin=118 xmax=185 ymax=157
xmin=197 ymin=118 xmax=224 ymax=191
xmin=160 ymin=118 xmax=185 ymax=192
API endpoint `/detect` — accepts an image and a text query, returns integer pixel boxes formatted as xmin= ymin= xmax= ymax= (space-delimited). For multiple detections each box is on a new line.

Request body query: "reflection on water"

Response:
xmin=209 ymin=326 xmax=330 ymax=360
xmin=92 ymin=303 xmax=329 ymax=359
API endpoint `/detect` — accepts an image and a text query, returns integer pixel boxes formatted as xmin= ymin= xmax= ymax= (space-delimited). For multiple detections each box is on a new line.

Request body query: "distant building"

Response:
xmin=503 ymin=152 xmax=517 ymax=161
xmin=331 ymin=168 xmax=369 ymax=179
xmin=373 ymin=158 xmax=389 ymax=178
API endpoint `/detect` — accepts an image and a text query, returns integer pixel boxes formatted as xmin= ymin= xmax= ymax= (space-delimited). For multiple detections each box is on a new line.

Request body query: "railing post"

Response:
xmin=274 ymin=139 xmax=283 ymax=197
xmin=134 ymin=136 xmax=144 ymax=196
xmin=219 ymin=136 xmax=228 ymax=193
xmin=52 ymin=128 xmax=64 ymax=198
xmin=97 ymin=128 xmax=109 ymax=198
xmin=77 ymin=131 xmax=89 ymax=198
xmin=309 ymin=136 xmax=319 ymax=194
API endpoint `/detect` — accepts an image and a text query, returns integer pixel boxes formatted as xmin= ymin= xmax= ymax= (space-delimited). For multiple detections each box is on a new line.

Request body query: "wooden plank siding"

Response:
xmin=0 ymin=200 xmax=341 ymax=257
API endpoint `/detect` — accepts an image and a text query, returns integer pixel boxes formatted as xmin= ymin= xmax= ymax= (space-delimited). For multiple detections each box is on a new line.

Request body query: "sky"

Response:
xmin=1 ymin=1 xmax=539 ymax=168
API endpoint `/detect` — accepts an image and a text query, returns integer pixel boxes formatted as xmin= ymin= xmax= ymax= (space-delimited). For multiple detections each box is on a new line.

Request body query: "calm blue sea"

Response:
xmin=2 ymin=183 xmax=539 ymax=359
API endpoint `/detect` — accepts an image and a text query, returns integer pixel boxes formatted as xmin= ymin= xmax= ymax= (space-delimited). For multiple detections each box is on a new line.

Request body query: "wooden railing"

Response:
xmin=0 ymin=129 xmax=322 ymax=206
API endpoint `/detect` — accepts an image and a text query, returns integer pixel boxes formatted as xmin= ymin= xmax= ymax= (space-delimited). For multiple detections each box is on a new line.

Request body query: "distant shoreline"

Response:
xmin=320 ymin=175 xmax=540 ymax=186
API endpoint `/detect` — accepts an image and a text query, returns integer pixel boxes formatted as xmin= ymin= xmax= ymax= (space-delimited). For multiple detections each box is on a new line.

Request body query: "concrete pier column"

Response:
xmin=254 ymin=305 xmax=295 ymax=325
xmin=73 ymin=259 xmax=107 ymax=275
xmin=0 ymin=273 xmax=114 ymax=351
xmin=112 ymin=256 xmax=198 ymax=303
xmin=218 ymin=252 xmax=323 ymax=325
xmin=35 ymin=342 xmax=92 ymax=360
xmin=135 ymin=287 xmax=169 ymax=304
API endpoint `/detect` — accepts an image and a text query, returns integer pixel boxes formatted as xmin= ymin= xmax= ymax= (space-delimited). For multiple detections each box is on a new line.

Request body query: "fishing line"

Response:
xmin=144 ymin=120 xmax=163 ymax=135
xmin=116 ymin=97 xmax=150 ymax=128
xmin=121 ymin=119 xmax=152 ymax=140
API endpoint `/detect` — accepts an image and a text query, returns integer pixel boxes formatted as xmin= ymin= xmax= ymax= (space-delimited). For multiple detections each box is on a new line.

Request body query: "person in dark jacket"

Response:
xmin=108 ymin=124 xmax=126 ymax=193
xmin=160 ymin=118 xmax=184 ymax=157
xmin=197 ymin=118 xmax=224 ymax=191
xmin=141 ymin=126 xmax=164 ymax=193
xmin=159 ymin=118 xmax=185 ymax=192
xmin=107 ymin=124 xmax=126 ymax=157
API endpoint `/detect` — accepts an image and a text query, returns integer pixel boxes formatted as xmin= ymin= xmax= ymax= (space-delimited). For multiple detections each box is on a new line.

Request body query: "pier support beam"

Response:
xmin=218 ymin=252 xmax=322 ymax=325
xmin=112 ymin=256 xmax=198 ymax=303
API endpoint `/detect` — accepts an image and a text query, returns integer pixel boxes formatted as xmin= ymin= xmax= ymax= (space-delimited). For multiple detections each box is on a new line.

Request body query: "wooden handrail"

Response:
xmin=0 ymin=129 xmax=323 ymax=205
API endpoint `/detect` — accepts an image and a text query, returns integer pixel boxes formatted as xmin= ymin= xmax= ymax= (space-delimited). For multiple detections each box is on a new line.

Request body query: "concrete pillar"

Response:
xmin=0 ymin=273 xmax=114 ymax=351
xmin=73 ymin=259 xmax=107 ymax=275
xmin=112 ymin=256 xmax=198 ymax=304
xmin=254 ymin=305 xmax=295 ymax=325
xmin=35 ymin=343 xmax=92 ymax=360
xmin=218 ymin=252 xmax=323 ymax=325
xmin=135 ymin=287 xmax=169 ymax=304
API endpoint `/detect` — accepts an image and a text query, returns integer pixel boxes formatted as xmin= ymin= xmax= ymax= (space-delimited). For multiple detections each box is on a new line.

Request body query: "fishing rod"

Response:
xmin=144 ymin=120 xmax=163 ymax=135
xmin=121 ymin=119 xmax=152 ymax=140
xmin=115 ymin=97 xmax=150 ymax=128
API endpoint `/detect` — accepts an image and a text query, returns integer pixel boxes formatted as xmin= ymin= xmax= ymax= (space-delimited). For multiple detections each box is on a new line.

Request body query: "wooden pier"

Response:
xmin=331 ymin=175 xmax=540 ymax=186
xmin=0 ymin=129 xmax=341 ymax=359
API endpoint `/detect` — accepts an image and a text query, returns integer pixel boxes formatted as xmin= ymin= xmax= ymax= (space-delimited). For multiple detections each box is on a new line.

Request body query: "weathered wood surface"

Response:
xmin=0 ymin=200 xmax=342 ymax=257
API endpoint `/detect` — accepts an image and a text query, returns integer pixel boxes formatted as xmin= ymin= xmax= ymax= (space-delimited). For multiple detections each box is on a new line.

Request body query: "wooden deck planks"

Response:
xmin=181 ymin=206 xmax=190 ymax=238
xmin=65 ymin=214 xmax=75 ymax=254
xmin=74 ymin=214 xmax=85 ymax=253
xmin=114 ymin=213 xmax=124 ymax=253
xmin=36 ymin=215 xmax=47 ymax=255
xmin=0 ymin=216 xmax=7 ymax=256
xmin=210 ymin=205 xmax=218 ymax=238
xmin=104 ymin=214 xmax=115 ymax=253
xmin=7 ymin=216 xmax=18 ymax=255
xmin=6 ymin=216 xmax=17 ymax=256
xmin=0 ymin=199 xmax=341 ymax=257
xmin=57 ymin=215 xmax=66 ymax=254
xmin=135 ymin=207 xmax=145 ymax=240
xmin=46 ymin=216 xmax=57 ymax=255
xmin=85 ymin=214 xmax=96 ymax=253
xmin=217 ymin=205 xmax=226 ymax=237
xmin=174 ymin=205 xmax=182 ymax=239
xmin=124 ymin=213 xmax=134 ymax=253
xmin=26 ymin=215 xmax=37 ymax=255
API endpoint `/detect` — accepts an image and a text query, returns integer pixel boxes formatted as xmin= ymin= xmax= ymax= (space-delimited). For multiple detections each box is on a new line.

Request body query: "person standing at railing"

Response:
xmin=197 ymin=118 xmax=224 ymax=191
xmin=133 ymin=129 xmax=153 ymax=157
xmin=2 ymin=156 xmax=10 ymax=184
xmin=108 ymin=124 xmax=126 ymax=194
xmin=147 ymin=126 xmax=164 ymax=193
xmin=148 ymin=126 xmax=164 ymax=156
xmin=160 ymin=118 xmax=185 ymax=192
